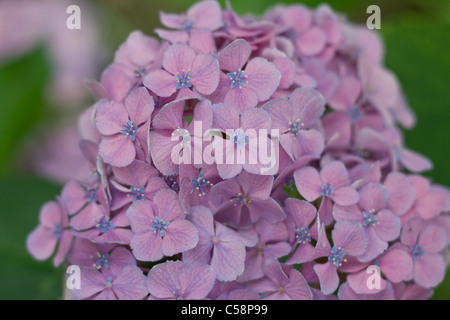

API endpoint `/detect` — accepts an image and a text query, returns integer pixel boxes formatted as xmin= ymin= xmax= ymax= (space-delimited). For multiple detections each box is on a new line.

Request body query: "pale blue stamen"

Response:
xmin=121 ymin=120 xmax=137 ymax=141
xmin=295 ymin=226 xmax=311 ymax=244
xmin=321 ymin=183 xmax=334 ymax=198
xmin=346 ymin=106 xmax=363 ymax=123
xmin=191 ymin=173 xmax=213 ymax=197
xmin=230 ymin=193 xmax=251 ymax=206
xmin=130 ymin=187 xmax=145 ymax=202
xmin=231 ymin=128 xmax=250 ymax=151
xmin=163 ymin=175 xmax=178 ymax=191
xmin=411 ymin=244 xmax=425 ymax=260
xmin=180 ymin=20 xmax=193 ymax=32
xmin=96 ymin=217 xmax=115 ymax=234
xmin=150 ymin=216 xmax=170 ymax=237
xmin=52 ymin=223 xmax=64 ymax=240
xmin=328 ymin=246 xmax=347 ymax=267
xmin=94 ymin=252 xmax=110 ymax=270
xmin=175 ymin=71 xmax=192 ymax=89
xmin=228 ymin=69 xmax=247 ymax=89
xmin=362 ymin=209 xmax=378 ymax=227
xmin=105 ymin=277 xmax=113 ymax=289
xmin=288 ymin=119 xmax=304 ymax=137
xmin=85 ymin=188 xmax=97 ymax=203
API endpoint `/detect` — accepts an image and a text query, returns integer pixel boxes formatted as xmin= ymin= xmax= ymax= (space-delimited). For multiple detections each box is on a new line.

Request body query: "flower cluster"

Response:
xmin=27 ymin=0 xmax=450 ymax=300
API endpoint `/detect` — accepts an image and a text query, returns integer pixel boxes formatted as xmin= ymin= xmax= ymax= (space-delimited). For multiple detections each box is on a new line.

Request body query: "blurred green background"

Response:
xmin=0 ymin=0 xmax=449 ymax=299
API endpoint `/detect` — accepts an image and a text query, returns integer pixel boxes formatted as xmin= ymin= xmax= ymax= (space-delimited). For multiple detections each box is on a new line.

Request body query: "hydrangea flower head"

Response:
xmin=26 ymin=0 xmax=450 ymax=300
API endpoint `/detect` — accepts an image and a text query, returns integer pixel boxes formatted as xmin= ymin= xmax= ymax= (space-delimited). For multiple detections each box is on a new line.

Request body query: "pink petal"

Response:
xmin=26 ymin=226 xmax=57 ymax=261
xmin=329 ymin=76 xmax=361 ymax=111
xmin=130 ymin=232 xmax=163 ymax=262
xmin=320 ymin=161 xmax=350 ymax=189
xmin=162 ymin=219 xmax=199 ymax=256
xmin=293 ymin=129 xmax=324 ymax=158
xmin=413 ymin=253 xmax=445 ymax=288
xmin=289 ymin=87 xmax=326 ymax=128
xmin=39 ymin=201 xmax=63 ymax=228
xmin=418 ymin=224 xmax=447 ymax=253
xmin=189 ymin=29 xmax=216 ymax=54
xmin=224 ymin=86 xmax=258 ymax=111
xmin=347 ymin=268 xmax=386 ymax=295
xmin=400 ymin=149 xmax=432 ymax=173
xmin=71 ymin=267 xmax=105 ymax=299
xmin=332 ymin=186 xmax=359 ymax=206
xmin=374 ymin=209 xmax=401 ymax=242
xmin=143 ymin=69 xmax=177 ymax=97
xmin=188 ymin=0 xmax=223 ymax=30
xmin=99 ymin=135 xmax=136 ymax=167
xmin=163 ymin=43 xmax=196 ymax=75
xmin=126 ymin=200 xmax=154 ymax=233
xmin=180 ymin=265 xmax=216 ymax=299
xmin=124 ymin=87 xmax=154 ymax=126
xmin=245 ymin=57 xmax=281 ymax=102
xmin=332 ymin=221 xmax=367 ymax=256
xmin=294 ymin=166 xmax=322 ymax=201
xmin=147 ymin=261 xmax=184 ymax=299
xmin=153 ymin=189 xmax=185 ymax=221
xmin=296 ymin=27 xmax=327 ymax=56
xmin=113 ymin=265 xmax=148 ymax=300
xmin=100 ymin=65 xmax=133 ymax=102
xmin=218 ymin=39 xmax=252 ymax=72
xmin=359 ymin=183 xmax=388 ymax=213
xmin=95 ymin=100 xmax=128 ymax=136
xmin=379 ymin=249 xmax=413 ymax=283
xmin=159 ymin=11 xmax=185 ymax=29
xmin=384 ymin=172 xmax=415 ymax=216
xmin=314 ymin=261 xmax=339 ymax=295
xmin=190 ymin=53 xmax=220 ymax=95
xmin=211 ymin=103 xmax=240 ymax=131
xmin=148 ymin=131 xmax=179 ymax=175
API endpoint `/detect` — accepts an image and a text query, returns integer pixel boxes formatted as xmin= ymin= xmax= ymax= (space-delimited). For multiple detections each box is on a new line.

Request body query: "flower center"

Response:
xmin=175 ymin=70 xmax=192 ymax=89
xmin=295 ymin=227 xmax=311 ymax=244
xmin=130 ymin=187 xmax=145 ymax=202
xmin=96 ymin=217 xmax=115 ymax=234
xmin=134 ymin=67 xmax=146 ymax=78
xmin=85 ymin=188 xmax=98 ymax=203
xmin=228 ymin=69 xmax=248 ymax=89
xmin=230 ymin=193 xmax=252 ymax=206
xmin=410 ymin=244 xmax=425 ymax=260
xmin=163 ymin=175 xmax=179 ymax=191
xmin=288 ymin=119 xmax=304 ymax=137
xmin=191 ymin=173 xmax=213 ymax=197
xmin=104 ymin=277 xmax=113 ymax=289
xmin=180 ymin=19 xmax=193 ymax=32
xmin=172 ymin=127 xmax=191 ymax=146
xmin=321 ymin=183 xmax=334 ymax=198
xmin=121 ymin=120 xmax=137 ymax=141
xmin=231 ymin=128 xmax=249 ymax=151
xmin=52 ymin=223 xmax=64 ymax=240
xmin=346 ymin=106 xmax=363 ymax=123
xmin=362 ymin=209 xmax=379 ymax=227
xmin=328 ymin=246 xmax=347 ymax=267
xmin=94 ymin=251 xmax=110 ymax=270
xmin=173 ymin=286 xmax=185 ymax=300
xmin=150 ymin=216 xmax=170 ymax=237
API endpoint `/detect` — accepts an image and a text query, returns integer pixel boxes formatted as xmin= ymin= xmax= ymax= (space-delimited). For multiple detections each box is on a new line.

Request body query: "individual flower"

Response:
xmin=211 ymin=103 xmax=274 ymax=179
xmin=284 ymin=198 xmax=318 ymax=264
xmin=149 ymin=98 xmax=212 ymax=175
xmin=183 ymin=205 xmax=256 ymax=281
xmin=95 ymin=87 xmax=154 ymax=167
xmin=156 ymin=0 xmax=223 ymax=43
xmin=209 ymin=39 xmax=281 ymax=111
xmin=109 ymin=160 xmax=167 ymax=211
xmin=67 ymin=238 xmax=136 ymax=277
xmin=26 ymin=200 xmax=72 ymax=266
xmin=247 ymin=258 xmax=313 ymax=300
xmin=237 ymin=220 xmax=291 ymax=282
xmin=97 ymin=30 xmax=165 ymax=102
xmin=262 ymin=87 xmax=325 ymax=160
xmin=334 ymin=183 xmax=401 ymax=261
xmin=294 ymin=160 xmax=359 ymax=225
xmin=399 ymin=217 xmax=447 ymax=288
xmin=144 ymin=43 xmax=220 ymax=99
xmin=211 ymin=171 xmax=285 ymax=227
xmin=147 ymin=260 xmax=215 ymax=300
xmin=313 ymin=221 xmax=368 ymax=294
xmin=70 ymin=265 xmax=148 ymax=300
xmin=126 ymin=189 xmax=198 ymax=261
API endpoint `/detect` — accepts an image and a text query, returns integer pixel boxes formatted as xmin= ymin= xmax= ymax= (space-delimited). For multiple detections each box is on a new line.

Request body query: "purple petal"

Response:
xmin=418 ymin=224 xmax=447 ymax=254
xmin=124 ymin=87 xmax=154 ymax=126
xmin=319 ymin=161 xmax=350 ymax=189
xmin=359 ymin=183 xmax=388 ymax=213
xmin=400 ymin=149 xmax=432 ymax=173
xmin=147 ymin=260 xmax=184 ymax=299
xmin=289 ymin=87 xmax=325 ymax=128
xmin=26 ymin=226 xmax=57 ymax=261
xmin=379 ymin=248 xmax=413 ymax=283
xmin=245 ymin=57 xmax=281 ymax=102
xmin=374 ymin=209 xmax=401 ymax=242
xmin=153 ymin=189 xmax=185 ymax=221
xmin=179 ymin=265 xmax=216 ymax=299
xmin=99 ymin=135 xmax=136 ymax=167
xmin=285 ymin=198 xmax=317 ymax=227
xmin=162 ymin=43 xmax=196 ymax=75
xmin=190 ymin=53 xmax=220 ymax=95
xmin=332 ymin=221 xmax=367 ymax=256
xmin=95 ymin=100 xmax=128 ymax=136
xmin=293 ymin=166 xmax=322 ymax=201
xmin=112 ymin=265 xmax=148 ymax=300
xmin=130 ymin=232 xmax=163 ymax=262
xmin=188 ymin=0 xmax=223 ymax=30
xmin=71 ymin=267 xmax=105 ymax=299
xmin=296 ymin=27 xmax=327 ymax=56
xmin=143 ymin=69 xmax=177 ymax=97
xmin=314 ymin=261 xmax=339 ymax=295
xmin=218 ymin=39 xmax=251 ymax=72
xmin=126 ymin=200 xmax=154 ymax=233
xmin=162 ymin=219 xmax=199 ymax=256
xmin=384 ymin=172 xmax=415 ymax=215
xmin=347 ymin=268 xmax=386 ymax=295
xmin=224 ymin=85 xmax=258 ymax=111
xmin=413 ymin=253 xmax=445 ymax=288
